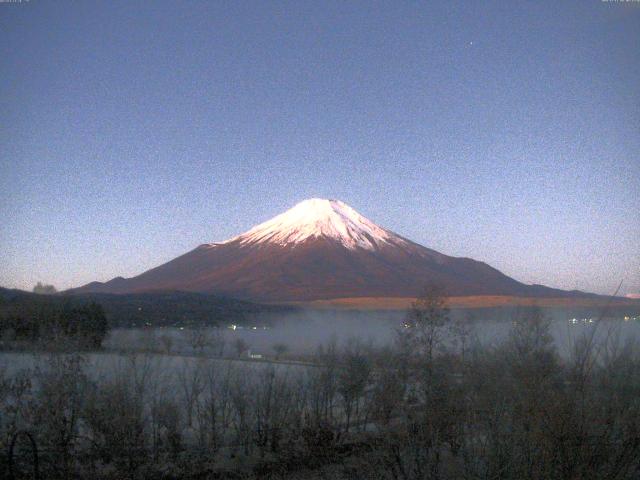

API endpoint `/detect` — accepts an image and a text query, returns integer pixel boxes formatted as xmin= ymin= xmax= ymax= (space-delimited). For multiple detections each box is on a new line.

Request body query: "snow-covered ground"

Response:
xmin=211 ymin=198 xmax=409 ymax=250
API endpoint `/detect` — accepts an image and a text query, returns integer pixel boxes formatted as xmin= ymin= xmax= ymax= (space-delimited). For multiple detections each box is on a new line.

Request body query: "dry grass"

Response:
xmin=281 ymin=295 xmax=640 ymax=310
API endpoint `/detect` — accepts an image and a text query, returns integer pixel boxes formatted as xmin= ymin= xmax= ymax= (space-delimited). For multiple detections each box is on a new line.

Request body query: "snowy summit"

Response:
xmin=219 ymin=198 xmax=406 ymax=250
xmin=72 ymin=198 xmax=587 ymax=302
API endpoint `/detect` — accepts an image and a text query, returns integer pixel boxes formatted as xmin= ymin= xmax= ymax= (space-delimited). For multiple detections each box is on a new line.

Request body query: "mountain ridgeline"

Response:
xmin=69 ymin=199 xmax=598 ymax=302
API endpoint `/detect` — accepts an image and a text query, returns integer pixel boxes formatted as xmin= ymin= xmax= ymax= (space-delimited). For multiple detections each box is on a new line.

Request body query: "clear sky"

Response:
xmin=1 ymin=1 xmax=638 ymax=296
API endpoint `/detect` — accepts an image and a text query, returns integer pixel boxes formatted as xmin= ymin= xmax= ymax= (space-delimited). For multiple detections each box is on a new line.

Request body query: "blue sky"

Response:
xmin=1 ymin=1 xmax=638 ymax=295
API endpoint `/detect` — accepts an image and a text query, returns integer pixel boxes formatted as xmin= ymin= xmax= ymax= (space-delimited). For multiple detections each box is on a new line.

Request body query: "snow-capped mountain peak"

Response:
xmin=220 ymin=198 xmax=404 ymax=250
xmin=71 ymin=198 xmax=593 ymax=302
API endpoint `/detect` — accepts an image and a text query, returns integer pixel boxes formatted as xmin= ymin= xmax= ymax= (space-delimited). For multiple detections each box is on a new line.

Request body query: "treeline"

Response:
xmin=74 ymin=291 xmax=296 ymax=328
xmin=0 ymin=287 xmax=297 ymax=329
xmin=0 ymin=291 xmax=108 ymax=349
xmin=1 ymin=289 xmax=639 ymax=479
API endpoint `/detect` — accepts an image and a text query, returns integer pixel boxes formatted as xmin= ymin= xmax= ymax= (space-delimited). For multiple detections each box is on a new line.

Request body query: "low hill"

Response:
xmin=0 ymin=287 xmax=296 ymax=328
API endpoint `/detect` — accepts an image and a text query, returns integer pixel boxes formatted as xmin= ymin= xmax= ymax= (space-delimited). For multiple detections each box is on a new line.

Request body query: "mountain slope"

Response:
xmin=69 ymin=199 xmax=596 ymax=301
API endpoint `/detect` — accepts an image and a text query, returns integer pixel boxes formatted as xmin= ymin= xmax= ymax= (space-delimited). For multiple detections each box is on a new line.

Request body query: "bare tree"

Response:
xmin=178 ymin=360 xmax=203 ymax=428
xmin=234 ymin=338 xmax=248 ymax=358
xmin=159 ymin=334 xmax=173 ymax=355
xmin=401 ymin=285 xmax=451 ymax=363
xmin=337 ymin=341 xmax=371 ymax=433
xmin=272 ymin=343 xmax=288 ymax=360
xmin=187 ymin=327 xmax=210 ymax=356
xmin=210 ymin=327 xmax=226 ymax=358
xmin=449 ymin=312 xmax=476 ymax=366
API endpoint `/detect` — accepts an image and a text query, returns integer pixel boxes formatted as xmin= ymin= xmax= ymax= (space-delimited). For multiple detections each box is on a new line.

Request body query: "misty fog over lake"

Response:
xmin=103 ymin=307 xmax=640 ymax=358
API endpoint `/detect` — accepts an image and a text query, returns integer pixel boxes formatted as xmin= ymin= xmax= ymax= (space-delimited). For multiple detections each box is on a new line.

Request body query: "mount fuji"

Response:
xmin=70 ymin=198 xmax=594 ymax=302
